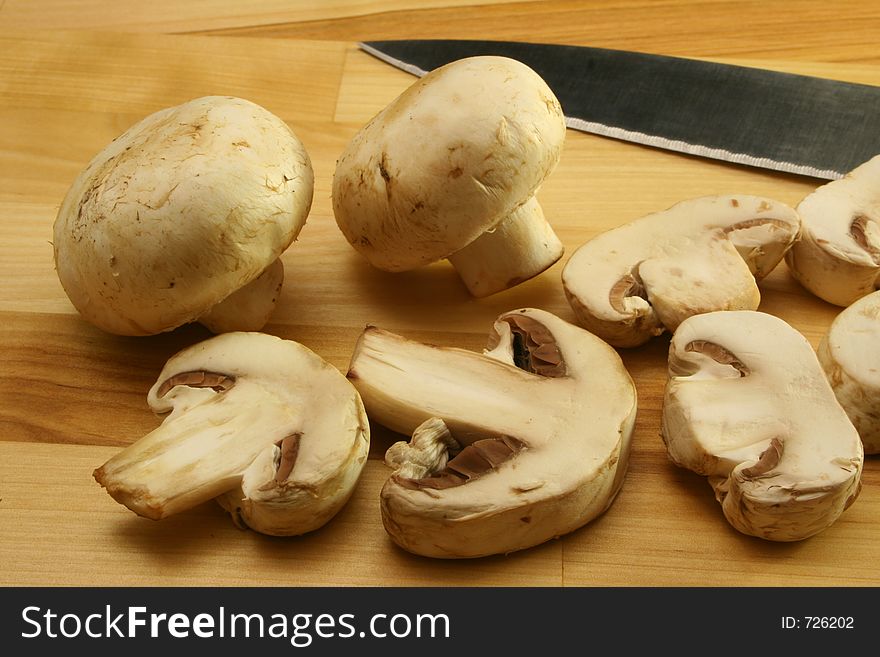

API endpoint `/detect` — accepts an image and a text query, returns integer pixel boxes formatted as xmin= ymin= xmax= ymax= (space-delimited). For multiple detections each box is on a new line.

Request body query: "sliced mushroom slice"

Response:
xmin=785 ymin=155 xmax=880 ymax=306
xmin=662 ymin=311 xmax=863 ymax=541
xmin=346 ymin=308 xmax=637 ymax=558
xmin=93 ymin=332 xmax=370 ymax=536
xmin=561 ymin=195 xmax=800 ymax=347
xmin=818 ymin=290 xmax=880 ymax=454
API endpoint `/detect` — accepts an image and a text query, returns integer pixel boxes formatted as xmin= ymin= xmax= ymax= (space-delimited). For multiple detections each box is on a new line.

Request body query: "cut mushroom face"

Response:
xmin=332 ymin=56 xmax=566 ymax=297
xmin=346 ymin=308 xmax=637 ymax=558
xmin=818 ymin=290 xmax=880 ymax=453
xmin=93 ymin=332 xmax=369 ymax=536
xmin=662 ymin=310 xmax=863 ymax=541
xmin=561 ymin=195 xmax=800 ymax=347
xmin=785 ymin=155 xmax=880 ymax=306
xmin=53 ymin=96 xmax=314 ymax=336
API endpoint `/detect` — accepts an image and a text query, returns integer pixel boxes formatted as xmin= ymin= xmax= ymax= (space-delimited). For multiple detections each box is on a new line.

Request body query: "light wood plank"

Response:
xmin=197 ymin=0 xmax=880 ymax=65
xmin=0 ymin=31 xmax=346 ymax=118
xmin=3 ymin=1 xmax=878 ymax=65
xmin=0 ymin=29 xmax=878 ymax=586
xmin=0 ymin=0 xmax=532 ymax=34
xmin=0 ymin=309 xmax=407 ymax=456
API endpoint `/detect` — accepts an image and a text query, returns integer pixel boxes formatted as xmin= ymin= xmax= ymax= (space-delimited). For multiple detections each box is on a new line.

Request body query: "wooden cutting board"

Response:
xmin=1 ymin=29 xmax=877 ymax=586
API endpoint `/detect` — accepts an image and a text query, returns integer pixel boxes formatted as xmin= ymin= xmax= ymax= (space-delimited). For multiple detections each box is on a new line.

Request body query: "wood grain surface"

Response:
xmin=0 ymin=2 xmax=878 ymax=587
xmin=3 ymin=0 xmax=880 ymax=64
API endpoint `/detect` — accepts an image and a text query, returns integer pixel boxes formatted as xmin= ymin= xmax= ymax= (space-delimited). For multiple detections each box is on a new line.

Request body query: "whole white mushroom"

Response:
xmin=332 ymin=56 xmax=567 ymax=297
xmin=53 ymin=95 xmax=314 ymax=336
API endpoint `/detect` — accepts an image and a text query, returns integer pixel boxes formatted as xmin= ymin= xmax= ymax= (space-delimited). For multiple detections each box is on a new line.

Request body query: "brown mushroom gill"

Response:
xmin=503 ymin=314 xmax=567 ymax=378
xmin=685 ymin=340 xmax=750 ymax=377
xmin=740 ymin=437 xmax=783 ymax=478
xmin=609 ymin=269 xmax=649 ymax=313
xmin=156 ymin=370 xmax=236 ymax=397
xmin=850 ymin=215 xmax=880 ymax=263
xmin=724 ymin=216 xmax=795 ymax=236
xmin=273 ymin=433 xmax=302 ymax=485
xmin=398 ymin=314 xmax=564 ymax=490
xmin=395 ymin=435 xmax=525 ymax=490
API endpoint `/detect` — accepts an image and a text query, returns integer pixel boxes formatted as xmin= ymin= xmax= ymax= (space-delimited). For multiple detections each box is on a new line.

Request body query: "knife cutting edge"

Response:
xmin=360 ymin=40 xmax=880 ymax=180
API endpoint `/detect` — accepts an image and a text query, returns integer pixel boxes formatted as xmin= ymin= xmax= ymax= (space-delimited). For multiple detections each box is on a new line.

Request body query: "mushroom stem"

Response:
xmin=93 ymin=399 xmax=294 ymax=520
xmin=446 ymin=196 xmax=563 ymax=297
xmin=347 ymin=327 xmax=542 ymax=444
xmin=385 ymin=417 xmax=461 ymax=480
xmin=198 ymin=258 xmax=284 ymax=333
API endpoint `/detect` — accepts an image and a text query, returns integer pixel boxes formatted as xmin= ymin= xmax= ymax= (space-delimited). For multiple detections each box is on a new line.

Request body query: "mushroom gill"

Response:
xmin=156 ymin=370 xmax=236 ymax=397
xmin=504 ymin=314 xmax=566 ymax=378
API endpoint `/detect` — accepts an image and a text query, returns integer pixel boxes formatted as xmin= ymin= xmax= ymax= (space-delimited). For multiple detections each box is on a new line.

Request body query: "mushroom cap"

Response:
xmin=347 ymin=308 xmax=637 ymax=558
xmin=785 ymin=154 xmax=880 ymax=307
xmin=94 ymin=332 xmax=369 ymax=536
xmin=662 ymin=310 xmax=863 ymax=541
xmin=332 ymin=56 xmax=566 ymax=272
xmin=562 ymin=195 xmax=800 ymax=347
xmin=54 ymin=96 xmax=314 ymax=336
xmin=818 ymin=290 xmax=880 ymax=453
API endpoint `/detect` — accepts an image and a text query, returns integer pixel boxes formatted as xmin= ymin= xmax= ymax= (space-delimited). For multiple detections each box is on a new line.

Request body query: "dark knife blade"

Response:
xmin=361 ymin=39 xmax=880 ymax=180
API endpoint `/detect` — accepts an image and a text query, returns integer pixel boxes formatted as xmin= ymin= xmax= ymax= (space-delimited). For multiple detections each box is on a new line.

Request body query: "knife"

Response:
xmin=360 ymin=39 xmax=880 ymax=180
